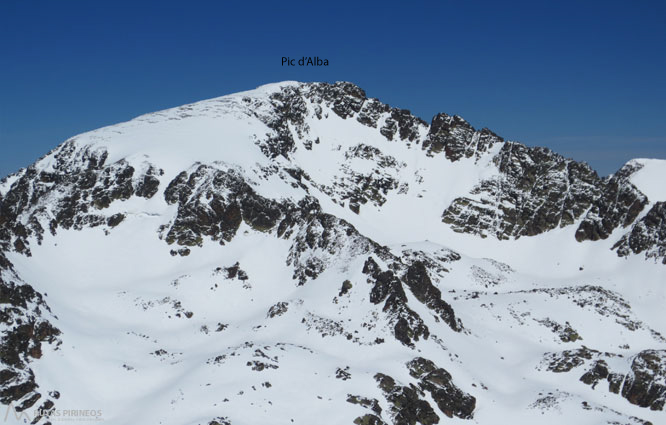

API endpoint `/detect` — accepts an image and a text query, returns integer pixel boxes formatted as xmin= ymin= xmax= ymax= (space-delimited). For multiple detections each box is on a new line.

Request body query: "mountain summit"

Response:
xmin=1 ymin=81 xmax=665 ymax=425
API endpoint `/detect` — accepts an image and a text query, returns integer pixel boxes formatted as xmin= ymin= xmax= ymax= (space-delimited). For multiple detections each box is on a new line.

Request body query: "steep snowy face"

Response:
xmin=1 ymin=81 xmax=665 ymax=425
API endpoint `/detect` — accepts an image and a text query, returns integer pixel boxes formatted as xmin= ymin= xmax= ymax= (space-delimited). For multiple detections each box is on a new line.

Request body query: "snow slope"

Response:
xmin=629 ymin=158 xmax=666 ymax=202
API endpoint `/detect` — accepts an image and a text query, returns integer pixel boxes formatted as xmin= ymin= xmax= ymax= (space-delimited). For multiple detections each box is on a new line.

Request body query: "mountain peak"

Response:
xmin=1 ymin=82 xmax=665 ymax=425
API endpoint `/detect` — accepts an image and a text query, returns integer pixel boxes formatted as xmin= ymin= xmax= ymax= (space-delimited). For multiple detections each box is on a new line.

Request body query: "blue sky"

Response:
xmin=1 ymin=0 xmax=665 ymax=177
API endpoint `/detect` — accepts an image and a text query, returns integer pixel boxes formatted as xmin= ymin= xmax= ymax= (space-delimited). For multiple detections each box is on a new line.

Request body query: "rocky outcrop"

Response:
xmin=544 ymin=348 xmax=666 ymax=411
xmin=162 ymin=163 xmax=375 ymax=265
xmin=362 ymin=258 xmax=430 ymax=347
xmin=258 ymin=85 xmax=310 ymax=159
xmin=535 ymin=318 xmax=582 ymax=342
xmin=443 ymin=142 xmax=601 ymax=239
xmin=307 ymin=81 xmax=366 ymax=120
xmin=267 ymin=302 xmax=289 ymax=318
xmin=541 ymin=347 xmax=608 ymax=373
xmin=0 ymin=265 xmax=60 ymax=412
xmin=253 ymin=82 xmax=427 ymax=162
xmin=402 ymin=262 xmax=460 ymax=331
xmin=579 ymin=359 xmax=612 ymax=389
xmin=352 ymin=414 xmax=387 ymax=425
xmin=347 ymin=394 xmax=384 ymax=424
xmin=407 ymin=357 xmax=476 ymax=419
xmin=0 ymin=143 xmax=162 ymax=255
xmin=423 ymin=113 xmax=502 ymax=161
xmin=162 ymin=165 xmax=280 ymax=246
xmin=359 ymin=253 xmax=463 ymax=346
xmin=305 ymin=82 xmax=426 ymax=142
xmin=433 ymin=137 xmax=663 ymax=263
xmin=371 ymin=358 xmax=475 ymax=424
xmin=340 ymin=144 xmax=404 ymax=214
xmin=621 ymin=350 xmax=666 ymax=410
xmin=380 ymin=108 xmax=425 ymax=143
xmin=613 ymin=202 xmax=666 ymax=264
xmin=286 ymin=207 xmax=379 ymax=286
xmin=374 ymin=373 xmax=440 ymax=425
xmin=576 ymin=161 xmax=648 ymax=242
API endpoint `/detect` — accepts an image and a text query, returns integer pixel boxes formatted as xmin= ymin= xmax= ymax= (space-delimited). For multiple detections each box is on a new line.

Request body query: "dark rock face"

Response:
xmin=339 ymin=280 xmax=353 ymax=296
xmin=423 ymin=124 xmax=663 ymax=261
xmin=347 ymin=394 xmax=383 ymax=419
xmin=338 ymin=144 xmax=404 ymax=214
xmin=545 ymin=348 xmax=666 ymax=411
xmin=536 ymin=318 xmax=582 ymax=343
xmin=163 ymin=165 xmax=285 ymax=246
xmin=402 ymin=262 xmax=460 ymax=331
xmin=356 ymin=98 xmax=390 ymax=128
xmin=362 ymin=258 xmax=430 ymax=347
xmin=360 ymin=247 xmax=464 ymax=347
xmin=307 ymin=81 xmax=366 ymax=120
xmin=0 ymin=143 xmax=162 ymax=256
xmin=259 ymin=86 xmax=310 ymax=159
xmin=372 ymin=358 xmax=475 ymax=424
xmin=380 ymin=108 xmax=426 ymax=142
xmin=0 ymin=271 xmax=60 ymax=411
xmin=287 ymin=209 xmax=376 ymax=286
xmin=353 ymin=414 xmax=387 ymax=425
xmin=580 ymin=359 xmax=610 ymax=388
xmin=423 ymin=113 xmax=502 ymax=161
xmin=306 ymin=82 xmax=427 ymax=141
xmin=443 ymin=142 xmax=601 ymax=239
xmin=576 ymin=162 xmax=649 ymax=242
xmin=222 ymin=262 xmax=249 ymax=281
xmin=374 ymin=373 xmax=440 ymax=425
xmin=407 ymin=357 xmax=476 ymax=419
xmin=107 ymin=213 xmax=125 ymax=228
xmin=256 ymin=82 xmax=366 ymax=159
xmin=207 ymin=417 xmax=232 ymax=425
xmin=542 ymin=347 xmax=606 ymax=373
xmin=613 ymin=202 xmax=666 ymax=264
xmin=621 ymin=350 xmax=666 ymax=411
xmin=254 ymin=82 xmax=427 ymax=163
xmin=267 ymin=302 xmax=289 ymax=318
xmin=135 ymin=168 xmax=162 ymax=199
xmin=304 ymin=81 xmax=428 ymax=143
xmin=163 ymin=165 xmax=364 ymax=273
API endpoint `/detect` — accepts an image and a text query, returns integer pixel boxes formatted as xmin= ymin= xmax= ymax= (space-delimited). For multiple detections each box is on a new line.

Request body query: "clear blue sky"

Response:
xmin=1 ymin=0 xmax=665 ymax=177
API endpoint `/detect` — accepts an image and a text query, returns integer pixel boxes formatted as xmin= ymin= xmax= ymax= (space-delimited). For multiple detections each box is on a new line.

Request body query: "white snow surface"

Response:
xmin=628 ymin=158 xmax=666 ymax=202
xmin=2 ymin=81 xmax=665 ymax=425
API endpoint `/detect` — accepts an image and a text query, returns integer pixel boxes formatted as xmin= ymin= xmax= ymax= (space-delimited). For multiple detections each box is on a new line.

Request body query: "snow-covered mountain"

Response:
xmin=1 ymin=81 xmax=665 ymax=425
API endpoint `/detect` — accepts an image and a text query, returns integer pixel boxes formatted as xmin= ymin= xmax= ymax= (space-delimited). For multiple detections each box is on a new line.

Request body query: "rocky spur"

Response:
xmin=281 ymin=56 xmax=329 ymax=66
